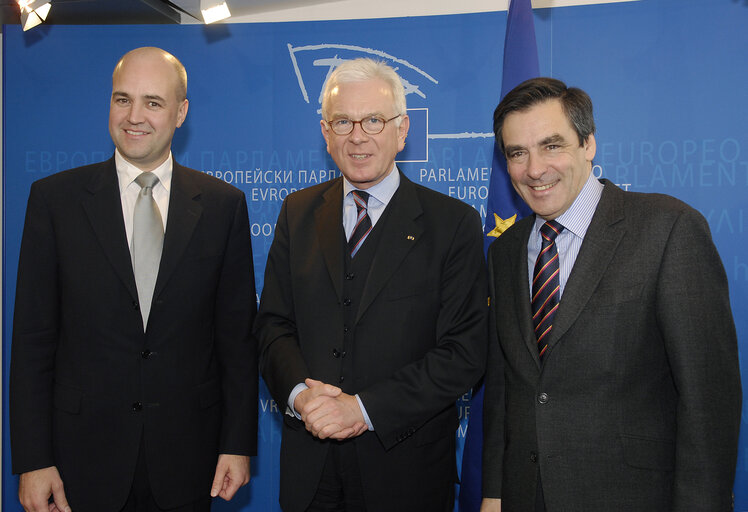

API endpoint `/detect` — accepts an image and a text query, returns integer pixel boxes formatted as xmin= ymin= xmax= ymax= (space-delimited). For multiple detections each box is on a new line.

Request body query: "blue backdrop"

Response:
xmin=3 ymin=0 xmax=747 ymax=509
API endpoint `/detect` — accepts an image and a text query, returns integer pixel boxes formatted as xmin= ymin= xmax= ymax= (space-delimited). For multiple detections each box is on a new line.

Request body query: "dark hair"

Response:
xmin=493 ymin=77 xmax=595 ymax=154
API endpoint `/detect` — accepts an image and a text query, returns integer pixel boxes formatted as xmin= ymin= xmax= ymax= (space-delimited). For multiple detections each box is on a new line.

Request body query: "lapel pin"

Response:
xmin=407 ymin=235 xmax=415 ymax=240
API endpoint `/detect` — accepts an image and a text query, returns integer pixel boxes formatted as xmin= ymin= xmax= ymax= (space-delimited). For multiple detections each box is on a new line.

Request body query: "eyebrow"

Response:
xmin=330 ymin=111 xmax=385 ymax=119
xmin=504 ymin=133 xmax=570 ymax=155
xmin=539 ymin=133 xmax=567 ymax=146
xmin=112 ymin=91 xmax=167 ymax=103
xmin=503 ymin=143 xmax=525 ymax=155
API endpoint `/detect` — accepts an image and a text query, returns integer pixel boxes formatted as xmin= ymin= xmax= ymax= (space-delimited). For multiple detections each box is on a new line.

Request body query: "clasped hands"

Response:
xmin=294 ymin=378 xmax=368 ymax=440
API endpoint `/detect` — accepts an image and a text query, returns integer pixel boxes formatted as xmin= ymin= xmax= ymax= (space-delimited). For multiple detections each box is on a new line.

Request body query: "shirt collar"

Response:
xmin=342 ymin=163 xmax=400 ymax=206
xmin=115 ymin=149 xmax=173 ymax=193
xmin=533 ymin=171 xmax=604 ymax=239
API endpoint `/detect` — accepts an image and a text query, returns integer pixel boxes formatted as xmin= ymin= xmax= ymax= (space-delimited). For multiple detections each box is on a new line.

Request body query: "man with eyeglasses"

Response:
xmin=255 ymin=58 xmax=487 ymax=512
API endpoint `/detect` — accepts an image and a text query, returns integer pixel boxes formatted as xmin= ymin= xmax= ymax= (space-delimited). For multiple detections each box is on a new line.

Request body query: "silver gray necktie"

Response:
xmin=132 ymin=172 xmax=164 ymax=329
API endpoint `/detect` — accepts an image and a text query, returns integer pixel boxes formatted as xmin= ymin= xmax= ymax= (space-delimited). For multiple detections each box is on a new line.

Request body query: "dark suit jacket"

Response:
xmin=10 ymin=158 xmax=258 ymax=512
xmin=482 ymin=179 xmax=741 ymax=511
xmin=255 ymin=172 xmax=487 ymax=512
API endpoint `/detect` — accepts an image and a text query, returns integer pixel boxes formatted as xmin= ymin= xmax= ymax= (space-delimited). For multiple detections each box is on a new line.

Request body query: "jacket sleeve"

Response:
xmin=10 ymin=182 xmax=60 ymax=474
xmin=481 ymin=241 xmax=506 ymax=499
xmin=357 ymin=207 xmax=488 ymax=450
xmin=213 ymin=191 xmax=259 ymax=455
xmin=657 ymin=207 xmax=741 ymax=511
xmin=254 ymin=197 xmax=310 ymax=409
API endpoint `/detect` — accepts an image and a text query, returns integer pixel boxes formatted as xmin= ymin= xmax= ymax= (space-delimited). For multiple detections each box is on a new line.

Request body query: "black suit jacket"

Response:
xmin=255 ymin=172 xmax=487 ymax=512
xmin=483 ymin=180 xmax=741 ymax=511
xmin=10 ymin=158 xmax=258 ymax=512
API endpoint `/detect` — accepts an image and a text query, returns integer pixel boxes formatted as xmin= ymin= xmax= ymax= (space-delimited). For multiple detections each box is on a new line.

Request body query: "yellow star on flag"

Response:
xmin=487 ymin=213 xmax=517 ymax=238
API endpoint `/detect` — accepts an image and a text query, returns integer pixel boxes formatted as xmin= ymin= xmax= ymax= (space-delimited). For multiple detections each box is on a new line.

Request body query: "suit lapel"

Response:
xmin=81 ymin=158 xmax=138 ymax=300
xmin=504 ymin=217 xmax=542 ymax=369
xmin=315 ymin=179 xmax=345 ymax=301
xmin=547 ymin=181 xmax=625 ymax=352
xmin=495 ymin=215 xmax=540 ymax=368
xmin=356 ymin=174 xmax=423 ymax=324
xmin=153 ymin=163 xmax=203 ymax=299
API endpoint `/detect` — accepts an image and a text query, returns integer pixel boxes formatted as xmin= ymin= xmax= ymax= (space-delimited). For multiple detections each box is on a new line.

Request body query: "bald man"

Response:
xmin=10 ymin=47 xmax=257 ymax=512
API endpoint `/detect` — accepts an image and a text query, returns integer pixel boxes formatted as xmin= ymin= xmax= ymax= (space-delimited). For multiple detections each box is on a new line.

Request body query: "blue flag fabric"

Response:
xmin=458 ymin=1 xmax=538 ymax=510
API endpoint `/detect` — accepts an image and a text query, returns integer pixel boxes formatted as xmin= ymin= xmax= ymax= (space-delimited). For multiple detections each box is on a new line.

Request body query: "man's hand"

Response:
xmin=210 ymin=454 xmax=250 ymax=502
xmin=480 ymin=498 xmax=502 ymax=511
xmin=18 ymin=466 xmax=70 ymax=512
xmin=296 ymin=379 xmax=367 ymax=440
xmin=328 ymin=420 xmax=368 ymax=440
xmin=293 ymin=378 xmax=342 ymax=415
xmin=301 ymin=380 xmax=367 ymax=439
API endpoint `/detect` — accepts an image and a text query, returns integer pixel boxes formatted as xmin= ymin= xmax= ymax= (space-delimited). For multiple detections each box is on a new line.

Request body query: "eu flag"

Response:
xmin=458 ymin=0 xmax=538 ymax=510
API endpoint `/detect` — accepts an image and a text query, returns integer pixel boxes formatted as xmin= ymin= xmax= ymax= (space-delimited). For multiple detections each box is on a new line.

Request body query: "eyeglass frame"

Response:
xmin=323 ymin=114 xmax=402 ymax=136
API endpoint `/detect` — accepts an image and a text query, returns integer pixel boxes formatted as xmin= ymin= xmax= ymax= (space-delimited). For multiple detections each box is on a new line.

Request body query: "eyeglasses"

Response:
xmin=325 ymin=114 xmax=401 ymax=136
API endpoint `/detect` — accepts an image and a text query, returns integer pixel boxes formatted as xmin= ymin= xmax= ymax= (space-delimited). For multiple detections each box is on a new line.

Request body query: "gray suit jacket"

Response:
xmin=482 ymin=179 xmax=741 ymax=511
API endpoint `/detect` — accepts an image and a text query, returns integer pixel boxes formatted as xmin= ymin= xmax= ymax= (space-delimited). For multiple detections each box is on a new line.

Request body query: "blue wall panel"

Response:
xmin=3 ymin=1 xmax=746 ymax=509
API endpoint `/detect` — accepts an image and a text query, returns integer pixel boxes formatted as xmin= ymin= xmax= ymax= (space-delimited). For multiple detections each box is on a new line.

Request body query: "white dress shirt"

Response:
xmin=115 ymin=149 xmax=173 ymax=249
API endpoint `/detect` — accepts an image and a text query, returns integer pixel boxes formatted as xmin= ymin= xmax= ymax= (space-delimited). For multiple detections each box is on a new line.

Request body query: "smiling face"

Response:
xmin=501 ymin=99 xmax=596 ymax=220
xmin=108 ymin=49 xmax=188 ymax=171
xmin=321 ymin=79 xmax=409 ymax=190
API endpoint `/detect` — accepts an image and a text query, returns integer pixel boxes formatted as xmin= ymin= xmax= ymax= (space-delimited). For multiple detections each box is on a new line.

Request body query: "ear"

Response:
xmin=396 ymin=114 xmax=410 ymax=152
xmin=584 ymin=133 xmax=596 ymax=161
xmin=175 ymin=99 xmax=189 ymax=128
xmin=320 ymin=119 xmax=332 ymax=153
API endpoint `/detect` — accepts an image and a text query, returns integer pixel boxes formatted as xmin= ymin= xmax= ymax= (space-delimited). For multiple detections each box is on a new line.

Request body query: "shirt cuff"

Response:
xmin=355 ymin=394 xmax=374 ymax=431
xmin=286 ymin=382 xmax=308 ymax=419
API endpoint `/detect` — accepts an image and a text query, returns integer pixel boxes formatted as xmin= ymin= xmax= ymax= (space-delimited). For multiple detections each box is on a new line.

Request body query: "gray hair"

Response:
xmin=321 ymin=58 xmax=406 ymax=126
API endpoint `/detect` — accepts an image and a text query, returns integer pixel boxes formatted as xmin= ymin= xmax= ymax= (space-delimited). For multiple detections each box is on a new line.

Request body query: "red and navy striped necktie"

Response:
xmin=348 ymin=190 xmax=373 ymax=257
xmin=532 ymin=220 xmax=564 ymax=359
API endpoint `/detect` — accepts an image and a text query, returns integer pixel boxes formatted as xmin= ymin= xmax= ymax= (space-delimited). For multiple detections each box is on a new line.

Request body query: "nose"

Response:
xmin=525 ymin=150 xmax=546 ymax=180
xmin=348 ymin=121 xmax=370 ymax=143
xmin=126 ymin=101 xmax=145 ymax=125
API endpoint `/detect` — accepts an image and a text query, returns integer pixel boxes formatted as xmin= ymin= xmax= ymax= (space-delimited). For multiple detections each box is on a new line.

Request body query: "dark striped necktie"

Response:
xmin=348 ymin=190 xmax=373 ymax=257
xmin=532 ymin=220 xmax=564 ymax=359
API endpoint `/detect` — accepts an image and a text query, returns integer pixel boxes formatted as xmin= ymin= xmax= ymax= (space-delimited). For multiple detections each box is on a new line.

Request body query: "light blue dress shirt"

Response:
xmin=287 ymin=165 xmax=401 ymax=430
xmin=527 ymin=172 xmax=604 ymax=299
xmin=342 ymin=165 xmax=400 ymax=240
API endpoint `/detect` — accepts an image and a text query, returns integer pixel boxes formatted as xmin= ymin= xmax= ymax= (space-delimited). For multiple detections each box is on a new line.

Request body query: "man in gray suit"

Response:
xmin=481 ymin=77 xmax=741 ymax=512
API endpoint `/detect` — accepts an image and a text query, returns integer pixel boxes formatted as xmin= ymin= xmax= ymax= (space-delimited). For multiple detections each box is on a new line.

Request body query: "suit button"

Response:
xmin=132 ymin=300 xmax=139 ymax=310
xmin=530 ymin=452 xmax=538 ymax=463
xmin=141 ymin=350 xmax=151 ymax=359
xmin=343 ymin=326 xmax=349 ymax=333
xmin=132 ymin=402 xmax=143 ymax=412
xmin=345 ymin=273 xmax=355 ymax=280
xmin=339 ymin=376 xmax=345 ymax=383
xmin=343 ymin=299 xmax=351 ymax=306
xmin=341 ymin=351 xmax=347 ymax=358
xmin=332 ymin=349 xmax=340 ymax=358
xmin=537 ymin=393 xmax=549 ymax=404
